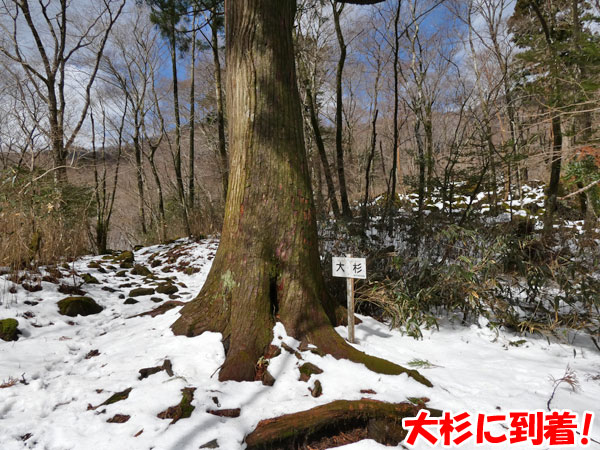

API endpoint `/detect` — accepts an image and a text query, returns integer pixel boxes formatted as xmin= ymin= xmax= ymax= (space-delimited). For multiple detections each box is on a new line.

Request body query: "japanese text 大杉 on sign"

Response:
xmin=332 ymin=257 xmax=366 ymax=279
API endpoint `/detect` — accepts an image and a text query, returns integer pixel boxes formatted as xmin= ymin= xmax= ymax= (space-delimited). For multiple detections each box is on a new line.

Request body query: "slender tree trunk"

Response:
xmin=306 ymin=86 xmax=341 ymax=218
xmin=363 ymin=109 xmax=378 ymax=225
xmin=388 ymin=0 xmax=401 ymax=219
xmin=332 ymin=1 xmax=352 ymax=219
xmin=172 ymin=0 xmax=428 ymax=387
xmin=424 ymin=106 xmax=433 ymax=196
xmin=170 ymin=29 xmax=190 ymax=234
xmin=211 ymin=7 xmax=228 ymax=201
xmin=544 ymin=112 xmax=563 ymax=230
xmin=415 ymin=120 xmax=425 ymax=218
xmin=149 ymin=149 xmax=167 ymax=242
xmin=188 ymin=17 xmax=197 ymax=211
xmin=133 ymin=115 xmax=147 ymax=235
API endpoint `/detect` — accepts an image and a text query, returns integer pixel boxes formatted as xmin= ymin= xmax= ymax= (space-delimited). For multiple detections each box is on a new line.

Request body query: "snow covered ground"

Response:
xmin=1 ymin=239 xmax=599 ymax=449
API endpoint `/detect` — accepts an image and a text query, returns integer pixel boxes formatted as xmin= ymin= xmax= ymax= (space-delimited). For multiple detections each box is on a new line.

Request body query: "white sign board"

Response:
xmin=332 ymin=257 xmax=367 ymax=279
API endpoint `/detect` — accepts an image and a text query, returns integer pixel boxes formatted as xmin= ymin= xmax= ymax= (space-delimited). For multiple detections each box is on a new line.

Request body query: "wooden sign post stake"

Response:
xmin=346 ymin=275 xmax=355 ymax=343
xmin=332 ymin=254 xmax=366 ymax=345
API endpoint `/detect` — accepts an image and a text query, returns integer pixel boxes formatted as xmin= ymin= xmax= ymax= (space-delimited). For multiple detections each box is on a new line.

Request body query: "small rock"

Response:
xmin=22 ymin=283 xmax=42 ymax=292
xmin=309 ymin=379 xmax=322 ymax=397
xmin=85 ymin=349 xmax=100 ymax=359
xmin=81 ymin=273 xmax=99 ymax=284
xmin=207 ymin=408 xmax=240 ymax=418
xmin=156 ymin=282 xmax=178 ymax=295
xmin=124 ymin=298 xmax=138 ymax=305
xmin=57 ymin=297 xmax=103 ymax=317
xmin=150 ymin=297 xmax=163 ymax=303
xmin=116 ymin=250 xmax=134 ymax=264
xmin=298 ymin=362 xmax=323 ymax=382
xmin=107 ymin=414 xmax=130 ymax=423
xmin=131 ymin=264 xmax=152 ymax=277
xmin=129 ymin=288 xmax=155 ymax=297
xmin=360 ymin=389 xmax=377 ymax=395
xmin=200 ymin=439 xmax=219 ymax=449
xmin=261 ymin=370 xmax=276 ymax=387
xmin=41 ymin=275 xmax=58 ymax=284
xmin=58 ymin=284 xmax=86 ymax=296
xmin=0 ymin=318 xmax=19 ymax=342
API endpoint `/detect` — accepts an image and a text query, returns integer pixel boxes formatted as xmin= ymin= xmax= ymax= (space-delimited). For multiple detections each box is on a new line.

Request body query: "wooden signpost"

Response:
xmin=332 ymin=255 xmax=366 ymax=343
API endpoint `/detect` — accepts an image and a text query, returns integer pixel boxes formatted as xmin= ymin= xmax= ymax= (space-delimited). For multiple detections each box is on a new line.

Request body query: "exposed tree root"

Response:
xmin=171 ymin=244 xmax=430 ymax=386
xmin=244 ymin=398 xmax=440 ymax=449
xmin=308 ymin=325 xmax=432 ymax=387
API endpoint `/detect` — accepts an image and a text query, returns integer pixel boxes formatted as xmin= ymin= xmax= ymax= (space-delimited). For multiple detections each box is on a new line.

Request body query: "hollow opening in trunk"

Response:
xmin=269 ymin=275 xmax=279 ymax=319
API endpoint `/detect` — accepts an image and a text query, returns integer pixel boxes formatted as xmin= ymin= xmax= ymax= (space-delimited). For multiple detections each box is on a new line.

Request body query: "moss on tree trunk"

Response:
xmin=171 ymin=0 xmax=429 ymax=388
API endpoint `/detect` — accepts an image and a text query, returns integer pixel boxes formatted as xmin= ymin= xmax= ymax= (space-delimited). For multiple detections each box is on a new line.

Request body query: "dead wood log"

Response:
xmin=244 ymin=398 xmax=440 ymax=449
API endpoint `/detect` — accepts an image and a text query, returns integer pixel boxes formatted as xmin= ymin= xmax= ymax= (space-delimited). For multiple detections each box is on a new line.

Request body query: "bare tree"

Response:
xmin=331 ymin=0 xmax=353 ymax=219
xmin=89 ymin=94 xmax=126 ymax=254
xmin=0 ymin=0 xmax=125 ymax=183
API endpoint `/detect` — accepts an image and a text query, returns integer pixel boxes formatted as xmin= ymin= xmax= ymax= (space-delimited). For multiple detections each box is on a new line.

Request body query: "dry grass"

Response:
xmin=0 ymin=170 xmax=91 ymax=270
xmin=0 ymin=377 xmax=19 ymax=389
xmin=0 ymin=210 xmax=89 ymax=269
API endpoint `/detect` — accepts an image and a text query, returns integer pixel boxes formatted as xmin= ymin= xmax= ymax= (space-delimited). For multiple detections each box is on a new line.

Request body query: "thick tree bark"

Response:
xmin=172 ymin=0 xmax=429 ymax=388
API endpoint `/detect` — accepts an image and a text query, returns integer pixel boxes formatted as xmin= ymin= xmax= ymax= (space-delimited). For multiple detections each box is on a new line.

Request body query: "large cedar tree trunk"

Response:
xmin=172 ymin=0 xmax=429 ymax=388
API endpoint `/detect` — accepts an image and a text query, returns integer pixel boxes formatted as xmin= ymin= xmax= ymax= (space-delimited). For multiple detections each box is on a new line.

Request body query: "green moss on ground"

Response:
xmin=298 ymin=362 xmax=323 ymax=382
xmin=0 ymin=318 xmax=19 ymax=341
xmin=115 ymin=251 xmax=134 ymax=264
xmin=81 ymin=273 xmax=99 ymax=284
xmin=157 ymin=387 xmax=196 ymax=424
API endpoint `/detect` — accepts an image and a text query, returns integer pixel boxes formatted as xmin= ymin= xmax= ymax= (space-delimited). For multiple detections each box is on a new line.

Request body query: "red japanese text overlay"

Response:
xmin=401 ymin=410 xmax=595 ymax=447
